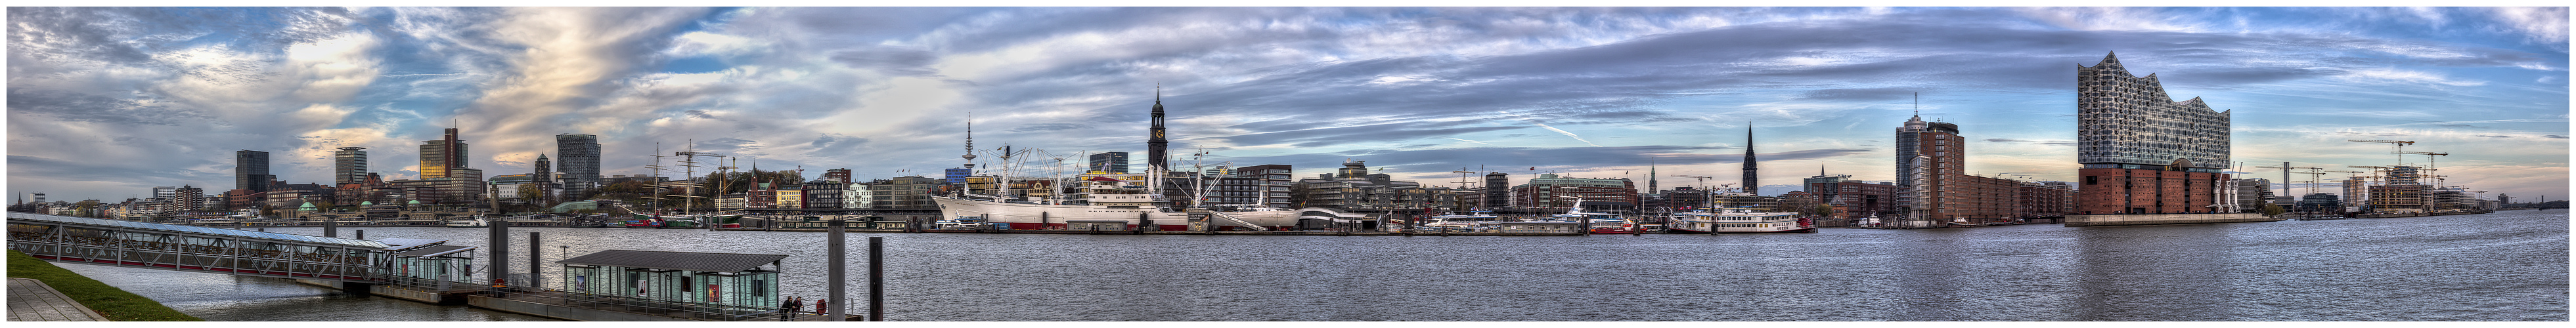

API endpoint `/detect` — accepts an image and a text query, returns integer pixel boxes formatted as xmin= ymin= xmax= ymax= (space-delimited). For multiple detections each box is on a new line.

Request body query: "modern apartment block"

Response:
xmin=1804 ymin=174 xmax=1901 ymax=220
xmin=1233 ymin=164 xmax=1293 ymax=209
xmin=1896 ymin=112 xmax=2021 ymax=222
xmin=867 ymin=176 xmax=941 ymax=210
xmin=1508 ymin=173 xmax=1639 ymax=213
xmin=1088 ymin=152 xmax=1130 ymax=174
xmin=1291 ymin=161 xmax=1459 ymax=213
xmin=2073 ymin=52 xmax=2233 ymax=215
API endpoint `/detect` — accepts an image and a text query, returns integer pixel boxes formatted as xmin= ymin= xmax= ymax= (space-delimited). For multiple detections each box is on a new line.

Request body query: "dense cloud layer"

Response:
xmin=8 ymin=7 xmax=2568 ymax=202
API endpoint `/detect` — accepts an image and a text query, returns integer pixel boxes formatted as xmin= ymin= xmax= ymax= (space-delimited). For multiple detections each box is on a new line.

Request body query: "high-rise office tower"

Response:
xmin=235 ymin=150 xmax=271 ymax=192
xmin=556 ymin=134 xmax=601 ymax=199
xmin=419 ymin=128 xmax=469 ymax=178
xmin=2073 ymin=52 xmax=2232 ymax=215
xmin=334 ymin=146 xmax=368 ymax=186
xmin=1896 ymin=110 xmax=1958 ymax=218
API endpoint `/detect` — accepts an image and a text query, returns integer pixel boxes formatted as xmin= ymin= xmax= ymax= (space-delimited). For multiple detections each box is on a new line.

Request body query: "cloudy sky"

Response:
xmin=7 ymin=7 xmax=2568 ymax=203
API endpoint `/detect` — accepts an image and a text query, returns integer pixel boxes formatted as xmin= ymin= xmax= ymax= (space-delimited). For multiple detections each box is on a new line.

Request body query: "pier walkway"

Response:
xmin=7 ymin=212 xmax=393 ymax=283
xmin=7 ymin=277 xmax=108 ymax=321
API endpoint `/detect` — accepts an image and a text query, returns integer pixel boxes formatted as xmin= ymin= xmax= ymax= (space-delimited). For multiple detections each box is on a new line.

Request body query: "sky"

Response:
xmin=6 ymin=7 xmax=2569 ymax=203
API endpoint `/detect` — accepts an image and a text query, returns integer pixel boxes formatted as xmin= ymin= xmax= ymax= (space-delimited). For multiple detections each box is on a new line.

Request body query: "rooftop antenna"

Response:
xmin=1912 ymin=92 xmax=1920 ymax=118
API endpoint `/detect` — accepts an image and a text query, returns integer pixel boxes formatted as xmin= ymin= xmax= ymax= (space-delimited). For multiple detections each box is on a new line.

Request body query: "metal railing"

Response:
xmin=7 ymin=228 xmax=383 ymax=282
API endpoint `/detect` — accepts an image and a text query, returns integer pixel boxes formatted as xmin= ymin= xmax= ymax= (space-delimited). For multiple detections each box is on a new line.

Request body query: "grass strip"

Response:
xmin=7 ymin=250 xmax=205 ymax=321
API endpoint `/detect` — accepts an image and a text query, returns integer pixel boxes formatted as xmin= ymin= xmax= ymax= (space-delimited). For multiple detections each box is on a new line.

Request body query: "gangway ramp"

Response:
xmin=7 ymin=212 xmax=395 ymax=283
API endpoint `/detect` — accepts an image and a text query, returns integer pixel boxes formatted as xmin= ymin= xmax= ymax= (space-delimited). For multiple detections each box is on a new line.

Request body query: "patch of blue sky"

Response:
xmin=661 ymin=56 xmax=730 ymax=74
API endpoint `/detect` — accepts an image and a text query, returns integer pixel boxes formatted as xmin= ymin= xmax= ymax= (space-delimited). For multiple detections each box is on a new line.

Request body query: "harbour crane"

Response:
xmin=2255 ymin=163 xmax=2321 ymax=202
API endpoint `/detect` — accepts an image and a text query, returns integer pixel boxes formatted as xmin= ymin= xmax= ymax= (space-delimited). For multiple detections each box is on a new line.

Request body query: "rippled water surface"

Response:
xmin=56 ymin=210 xmax=2568 ymax=321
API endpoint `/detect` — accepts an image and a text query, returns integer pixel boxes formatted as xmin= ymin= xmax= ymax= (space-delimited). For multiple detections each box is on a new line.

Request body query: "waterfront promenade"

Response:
xmin=9 ymin=278 xmax=109 ymax=321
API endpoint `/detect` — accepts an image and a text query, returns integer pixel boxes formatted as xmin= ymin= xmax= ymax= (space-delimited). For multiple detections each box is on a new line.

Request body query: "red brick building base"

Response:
xmin=2075 ymin=167 xmax=2227 ymax=215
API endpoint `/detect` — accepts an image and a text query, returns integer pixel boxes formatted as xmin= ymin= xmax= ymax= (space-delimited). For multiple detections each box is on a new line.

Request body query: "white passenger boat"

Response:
xmin=1669 ymin=207 xmax=1814 ymax=234
xmin=443 ymin=217 xmax=489 ymax=228
xmin=933 ymin=175 xmax=1304 ymax=231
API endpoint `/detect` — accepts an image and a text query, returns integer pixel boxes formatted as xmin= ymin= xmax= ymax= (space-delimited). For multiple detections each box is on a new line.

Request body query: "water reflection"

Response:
xmin=48 ymin=210 xmax=2569 ymax=321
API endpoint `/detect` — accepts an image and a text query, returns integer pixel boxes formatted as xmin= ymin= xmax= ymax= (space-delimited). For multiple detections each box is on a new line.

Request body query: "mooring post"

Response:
xmin=529 ymin=232 xmax=541 ymax=290
xmin=870 ymin=236 xmax=883 ymax=321
xmin=828 ymin=219 xmax=845 ymax=321
xmin=324 ymin=219 xmax=338 ymax=237
xmin=356 ymin=230 xmax=365 ymax=239
xmin=491 ymin=219 xmax=509 ymax=287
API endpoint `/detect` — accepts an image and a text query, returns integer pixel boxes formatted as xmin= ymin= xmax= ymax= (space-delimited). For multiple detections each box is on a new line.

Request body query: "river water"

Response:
xmin=55 ymin=209 xmax=2568 ymax=321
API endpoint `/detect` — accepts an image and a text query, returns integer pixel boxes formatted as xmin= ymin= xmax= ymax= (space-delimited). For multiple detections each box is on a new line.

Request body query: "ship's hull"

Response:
xmin=933 ymin=196 xmax=1302 ymax=230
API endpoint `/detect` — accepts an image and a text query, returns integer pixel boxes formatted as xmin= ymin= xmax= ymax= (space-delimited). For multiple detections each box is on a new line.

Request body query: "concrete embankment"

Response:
xmin=2063 ymin=213 xmax=2278 ymax=227
xmin=6 ymin=251 xmax=202 ymax=321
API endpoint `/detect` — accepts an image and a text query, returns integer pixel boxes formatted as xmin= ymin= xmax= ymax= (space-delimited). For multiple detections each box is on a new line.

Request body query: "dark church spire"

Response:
xmin=1743 ymin=122 xmax=1758 ymax=195
xmin=1147 ymin=85 xmax=1168 ymax=172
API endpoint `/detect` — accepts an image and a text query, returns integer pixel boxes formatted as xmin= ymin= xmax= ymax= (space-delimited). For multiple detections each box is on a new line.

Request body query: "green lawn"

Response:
xmin=7 ymin=250 xmax=204 ymax=321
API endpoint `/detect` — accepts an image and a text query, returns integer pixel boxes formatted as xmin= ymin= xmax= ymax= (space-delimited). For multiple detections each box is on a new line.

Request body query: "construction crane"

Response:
xmin=2349 ymin=140 xmax=2414 ymax=165
xmin=2255 ymin=163 xmax=2321 ymax=202
xmin=1670 ymin=174 xmax=1715 ymax=190
xmin=2392 ymin=151 xmax=2450 ymax=187
xmin=2324 ymin=170 xmax=2368 ymax=196
xmin=2287 ymin=169 xmax=2328 ymax=199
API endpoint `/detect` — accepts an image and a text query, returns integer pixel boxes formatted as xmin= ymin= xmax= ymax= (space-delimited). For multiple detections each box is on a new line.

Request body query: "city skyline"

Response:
xmin=7 ymin=7 xmax=2568 ymax=202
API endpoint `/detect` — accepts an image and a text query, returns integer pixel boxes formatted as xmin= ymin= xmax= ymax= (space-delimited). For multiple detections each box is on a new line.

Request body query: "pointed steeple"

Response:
xmin=1743 ymin=121 xmax=1758 ymax=195
xmin=1648 ymin=157 xmax=1658 ymax=193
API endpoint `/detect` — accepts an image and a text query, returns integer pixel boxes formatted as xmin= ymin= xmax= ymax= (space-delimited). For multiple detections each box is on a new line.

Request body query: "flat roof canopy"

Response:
xmin=378 ymin=238 xmax=447 ymax=251
xmin=557 ymin=249 xmax=788 ymax=273
xmin=393 ymin=245 xmax=476 ymax=257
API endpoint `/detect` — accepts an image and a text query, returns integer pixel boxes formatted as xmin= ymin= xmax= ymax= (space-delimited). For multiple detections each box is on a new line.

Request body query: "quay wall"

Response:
xmin=368 ymin=285 xmax=466 ymax=305
xmin=718 ymin=228 xmax=1584 ymax=236
xmin=464 ymin=295 xmax=694 ymax=321
xmin=2063 ymin=213 xmax=2278 ymax=227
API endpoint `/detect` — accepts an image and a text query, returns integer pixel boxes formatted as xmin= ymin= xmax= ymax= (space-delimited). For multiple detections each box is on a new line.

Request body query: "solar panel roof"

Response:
xmin=9 ymin=212 xmax=389 ymax=249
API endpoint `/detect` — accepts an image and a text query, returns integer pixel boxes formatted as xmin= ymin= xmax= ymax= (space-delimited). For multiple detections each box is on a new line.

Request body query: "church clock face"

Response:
xmin=1154 ymin=131 xmax=1164 ymax=138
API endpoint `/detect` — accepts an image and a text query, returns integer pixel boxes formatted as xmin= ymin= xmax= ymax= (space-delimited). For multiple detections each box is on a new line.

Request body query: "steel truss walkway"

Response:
xmin=7 ymin=212 xmax=394 ymax=283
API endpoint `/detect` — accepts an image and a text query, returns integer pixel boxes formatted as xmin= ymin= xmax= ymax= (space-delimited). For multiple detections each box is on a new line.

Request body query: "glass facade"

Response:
xmin=2074 ymin=52 xmax=2231 ymax=171
xmin=564 ymin=264 xmax=778 ymax=309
